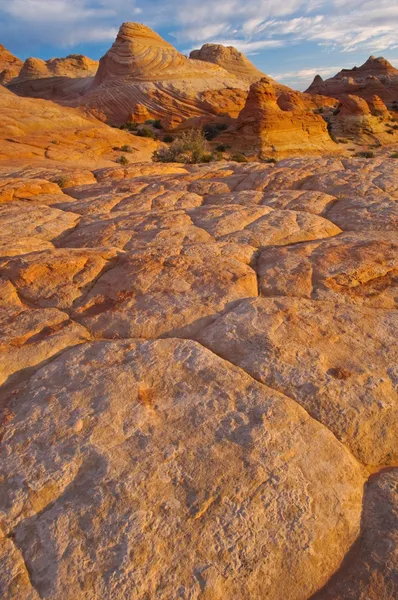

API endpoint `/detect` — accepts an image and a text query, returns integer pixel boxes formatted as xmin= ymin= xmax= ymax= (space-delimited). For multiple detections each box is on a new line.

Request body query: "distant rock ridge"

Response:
xmin=12 ymin=54 xmax=99 ymax=82
xmin=190 ymin=43 xmax=267 ymax=84
xmin=306 ymin=55 xmax=398 ymax=104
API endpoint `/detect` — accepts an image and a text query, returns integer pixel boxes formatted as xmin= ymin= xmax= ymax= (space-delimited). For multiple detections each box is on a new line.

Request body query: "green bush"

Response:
xmin=120 ymin=121 xmax=138 ymax=131
xmin=230 ymin=153 xmax=248 ymax=163
xmin=152 ymin=129 xmax=211 ymax=163
xmin=390 ymin=152 xmax=398 ymax=158
xmin=337 ymin=138 xmax=349 ymax=144
xmin=120 ymin=145 xmax=133 ymax=153
xmin=135 ymin=127 xmax=158 ymax=139
xmin=163 ymin=134 xmax=174 ymax=143
xmin=386 ymin=129 xmax=394 ymax=135
xmin=216 ymin=144 xmax=228 ymax=152
xmin=203 ymin=122 xmax=229 ymax=140
xmin=51 ymin=176 xmax=68 ymax=188
xmin=354 ymin=151 xmax=375 ymax=159
xmin=262 ymin=157 xmax=277 ymax=164
xmin=116 ymin=155 xmax=129 ymax=165
xmin=145 ymin=119 xmax=162 ymax=129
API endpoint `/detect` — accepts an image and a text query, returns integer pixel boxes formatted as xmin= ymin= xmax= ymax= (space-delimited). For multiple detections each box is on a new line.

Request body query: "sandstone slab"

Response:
xmin=0 ymin=339 xmax=365 ymax=600
xmin=197 ymin=297 xmax=398 ymax=466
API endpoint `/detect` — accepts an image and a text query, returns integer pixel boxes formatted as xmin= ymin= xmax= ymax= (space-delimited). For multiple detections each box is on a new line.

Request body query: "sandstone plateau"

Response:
xmin=0 ymin=20 xmax=397 ymax=600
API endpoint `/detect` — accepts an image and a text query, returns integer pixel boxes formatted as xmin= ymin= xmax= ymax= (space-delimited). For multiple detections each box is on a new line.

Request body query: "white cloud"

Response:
xmin=0 ymin=0 xmax=397 ymax=60
xmin=271 ymin=66 xmax=345 ymax=81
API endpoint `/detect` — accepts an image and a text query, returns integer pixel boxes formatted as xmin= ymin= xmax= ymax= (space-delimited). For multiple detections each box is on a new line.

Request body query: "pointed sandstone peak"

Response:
xmin=190 ymin=43 xmax=266 ymax=84
xmin=359 ymin=55 xmax=398 ymax=74
xmin=93 ymin=22 xmax=189 ymax=84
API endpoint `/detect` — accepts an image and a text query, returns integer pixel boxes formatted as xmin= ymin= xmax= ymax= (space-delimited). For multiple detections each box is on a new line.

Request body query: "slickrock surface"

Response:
xmin=313 ymin=469 xmax=398 ymax=600
xmin=0 ymin=85 xmax=157 ymax=165
xmin=306 ymin=55 xmax=398 ymax=105
xmin=0 ymin=154 xmax=397 ymax=599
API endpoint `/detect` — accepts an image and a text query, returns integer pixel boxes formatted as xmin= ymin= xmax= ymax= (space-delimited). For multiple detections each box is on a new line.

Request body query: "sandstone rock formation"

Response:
xmin=306 ymin=55 xmax=398 ymax=105
xmin=82 ymin=22 xmax=246 ymax=124
xmin=0 ymin=45 xmax=23 ymax=85
xmin=190 ymin=43 xmax=267 ymax=85
xmin=6 ymin=54 xmax=99 ymax=104
xmin=12 ymin=54 xmax=98 ymax=82
xmin=0 ymin=96 xmax=397 ymax=600
xmin=219 ymin=78 xmax=338 ymax=157
xmin=328 ymin=94 xmax=398 ymax=145
xmin=0 ymin=85 xmax=157 ymax=165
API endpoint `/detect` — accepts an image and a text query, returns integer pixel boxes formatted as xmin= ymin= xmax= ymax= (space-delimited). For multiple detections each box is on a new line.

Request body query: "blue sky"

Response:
xmin=1 ymin=0 xmax=397 ymax=90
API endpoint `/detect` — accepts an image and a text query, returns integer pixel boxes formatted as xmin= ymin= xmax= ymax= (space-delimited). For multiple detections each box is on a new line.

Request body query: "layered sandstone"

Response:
xmin=81 ymin=22 xmax=246 ymax=124
xmin=0 ymin=44 xmax=23 ymax=85
xmin=306 ymin=55 xmax=398 ymax=105
xmin=332 ymin=94 xmax=398 ymax=144
xmin=0 ymin=85 xmax=157 ymax=165
xmin=12 ymin=54 xmax=98 ymax=82
xmin=220 ymin=78 xmax=338 ymax=157
xmin=190 ymin=43 xmax=267 ymax=85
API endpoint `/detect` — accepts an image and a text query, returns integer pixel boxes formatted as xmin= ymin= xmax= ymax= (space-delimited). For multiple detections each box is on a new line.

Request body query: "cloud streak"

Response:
xmin=0 ymin=0 xmax=397 ymax=60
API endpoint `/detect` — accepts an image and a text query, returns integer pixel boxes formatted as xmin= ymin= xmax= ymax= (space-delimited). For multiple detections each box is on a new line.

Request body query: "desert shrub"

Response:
xmin=337 ymin=138 xmax=349 ymax=144
xmin=354 ymin=151 xmax=375 ymax=159
xmin=51 ymin=176 xmax=68 ymax=188
xmin=200 ymin=153 xmax=214 ymax=163
xmin=216 ymin=144 xmax=228 ymax=152
xmin=120 ymin=145 xmax=133 ymax=153
xmin=203 ymin=122 xmax=229 ymax=140
xmin=135 ymin=127 xmax=158 ymax=139
xmin=152 ymin=129 xmax=211 ymax=163
xmin=163 ymin=134 xmax=174 ymax=143
xmin=386 ymin=129 xmax=394 ymax=135
xmin=120 ymin=121 xmax=138 ymax=131
xmin=230 ymin=153 xmax=248 ymax=163
xmin=262 ymin=157 xmax=277 ymax=164
xmin=390 ymin=152 xmax=398 ymax=158
xmin=51 ymin=140 xmax=59 ymax=144
xmin=145 ymin=119 xmax=163 ymax=129
xmin=116 ymin=155 xmax=129 ymax=165
xmin=333 ymin=107 xmax=341 ymax=116
xmin=314 ymin=107 xmax=324 ymax=114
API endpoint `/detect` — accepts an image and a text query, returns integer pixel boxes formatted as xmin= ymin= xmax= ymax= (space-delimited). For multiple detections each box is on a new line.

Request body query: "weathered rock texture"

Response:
xmin=331 ymin=94 xmax=398 ymax=144
xmin=0 ymin=85 xmax=157 ymax=165
xmin=306 ymin=55 xmax=398 ymax=105
xmin=190 ymin=43 xmax=267 ymax=85
xmin=82 ymin=22 xmax=247 ymax=124
xmin=220 ymin=78 xmax=338 ymax=157
xmin=0 ymin=151 xmax=397 ymax=599
xmin=0 ymin=45 xmax=23 ymax=85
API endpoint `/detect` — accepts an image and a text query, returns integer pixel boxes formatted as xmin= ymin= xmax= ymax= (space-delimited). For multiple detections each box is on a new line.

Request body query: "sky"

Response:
xmin=0 ymin=0 xmax=397 ymax=90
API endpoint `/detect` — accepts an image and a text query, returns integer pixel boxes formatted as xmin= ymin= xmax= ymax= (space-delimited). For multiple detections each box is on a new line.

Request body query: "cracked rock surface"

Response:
xmin=0 ymin=156 xmax=397 ymax=600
